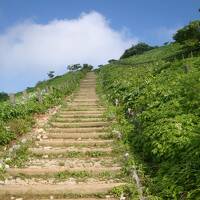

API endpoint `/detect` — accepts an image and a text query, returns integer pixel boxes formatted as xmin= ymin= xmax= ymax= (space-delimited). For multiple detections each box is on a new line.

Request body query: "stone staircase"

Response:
xmin=0 ymin=72 xmax=126 ymax=200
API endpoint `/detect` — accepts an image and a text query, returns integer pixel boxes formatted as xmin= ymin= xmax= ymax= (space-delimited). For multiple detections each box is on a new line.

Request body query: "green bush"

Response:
xmin=173 ymin=20 xmax=200 ymax=50
xmin=120 ymin=42 xmax=157 ymax=59
xmin=8 ymin=117 xmax=34 ymax=136
xmin=0 ymin=68 xmax=88 ymax=146
xmin=98 ymin=56 xmax=200 ymax=199
xmin=0 ymin=123 xmax=15 ymax=145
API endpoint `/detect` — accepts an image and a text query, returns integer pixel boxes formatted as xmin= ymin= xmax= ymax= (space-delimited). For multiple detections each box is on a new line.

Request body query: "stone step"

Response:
xmin=7 ymin=166 xmax=121 ymax=176
xmin=37 ymin=139 xmax=113 ymax=147
xmin=78 ymin=85 xmax=96 ymax=86
xmin=29 ymin=198 xmax=116 ymax=200
xmin=75 ymin=93 xmax=96 ymax=95
xmin=45 ymin=132 xmax=108 ymax=139
xmin=74 ymin=93 xmax=97 ymax=96
xmin=50 ymin=122 xmax=108 ymax=128
xmin=73 ymin=95 xmax=97 ymax=98
xmin=69 ymin=103 xmax=99 ymax=107
xmin=72 ymin=99 xmax=99 ymax=102
xmin=53 ymin=117 xmax=105 ymax=122
xmin=27 ymin=158 xmax=116 ymax=168
xmin=73 ymin=97 xmax=99 ymax=102
xmin=60 ymin=107 xmax=105 ymax=111
xmin=47 ymin=127 xmax=106 ymax=133
xmin=29 ymin=147 xmax=113 ymax=155
xmin=57 ymin=111 xmax=104 ymax=115
xmin=57 ymin=114 xmax=103 ymax=118
xmin=0 ymin=182 xmax=125 ymax=196
xmin=74 ymin=95 xmax=98 ymax=99
xmin=36 ymin=198 xmax=116 ymax=200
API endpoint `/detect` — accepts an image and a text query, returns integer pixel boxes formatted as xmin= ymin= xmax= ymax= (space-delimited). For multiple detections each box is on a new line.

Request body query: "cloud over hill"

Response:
xmin=0 ymin=11 xmax=136 ymax=92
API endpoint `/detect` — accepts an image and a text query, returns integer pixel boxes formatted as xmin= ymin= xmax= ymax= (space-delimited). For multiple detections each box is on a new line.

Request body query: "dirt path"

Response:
xmin=0 ymin=72 xmax=127 ymax=200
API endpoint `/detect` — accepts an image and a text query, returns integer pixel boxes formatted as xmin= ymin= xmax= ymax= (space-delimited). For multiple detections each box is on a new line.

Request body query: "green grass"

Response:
xmin=97 ymin=43 xmax=200 ymax=199
xmin=117 ymin=43 xmax=182 ymax=65
xmin=0 ymin=69 xmax=88 ymax=147
xmin=4 ymin=142 xmax=31 ymax=167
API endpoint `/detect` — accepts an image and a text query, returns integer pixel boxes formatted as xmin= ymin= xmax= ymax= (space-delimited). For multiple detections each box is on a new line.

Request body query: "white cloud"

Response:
xmin=0 ymin=11 xmax=137 ymax=92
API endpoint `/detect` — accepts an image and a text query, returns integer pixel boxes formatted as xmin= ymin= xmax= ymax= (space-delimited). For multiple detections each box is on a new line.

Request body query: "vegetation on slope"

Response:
xmin=120 ymin=42 xmax=157 ymax=59
xmin=0 ymin=93 xmax=9 ymax=102
xmin=98 ymin=56 xmax=200 ymax=199
xmin=97 ymin=20 xmax=200 ymax=199
xmin=118 ymin=43 xmax=183 ymax=65
xmin=119 ymin=20 xmax=200 ymax=66
xmin=0 ymin=68 xmax=88 ymax=146
xmin=173 ymin=20 xmax=200 ymax=50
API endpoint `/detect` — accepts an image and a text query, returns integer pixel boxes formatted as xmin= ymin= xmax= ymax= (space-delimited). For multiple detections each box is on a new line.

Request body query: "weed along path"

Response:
xmin=0 ymin=72 xmax=137 ymax=200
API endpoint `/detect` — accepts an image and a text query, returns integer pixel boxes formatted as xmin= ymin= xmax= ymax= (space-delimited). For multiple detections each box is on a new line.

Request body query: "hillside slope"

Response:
xmin=0 ymin=72 xmax=137 ymax=200
xmin=0 ymin=69 xmax=87 ymax=147
xmin=97 ymin=44 xmax=200 ymax=199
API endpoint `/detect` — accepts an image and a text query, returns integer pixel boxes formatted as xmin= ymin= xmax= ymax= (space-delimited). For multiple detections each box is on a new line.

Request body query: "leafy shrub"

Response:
xmin=8 ymin=117 xmax=34 ymax=136
xmin=0 ymin=123 xmax=15 ymax=145
xmin=0 ymin=92 xmax=9 ymax=102
xmin=98 ymin=56 xmax=200 ymax=199
xmin=120 ymin=42 xmax=157 ymax=59
xmin=0 ymin=68 xmax=88 ymax=146
xmin=173 ymin=20 xmax=200 ymax=50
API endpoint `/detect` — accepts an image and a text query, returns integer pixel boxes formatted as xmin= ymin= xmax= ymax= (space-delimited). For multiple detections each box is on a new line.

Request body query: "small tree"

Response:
xmin=173 ymin=20 xmax=200 ymax=50
xmin=120 ymin=42 xmax=156 ymax=59
xmin=82 ymin=64 xmax=93 ymax=71
xmin=0 ymin=92 xmax=9 ymax=102
xmin=108 ymin=59 xmax=117 ymax=64
xmin=67 ymin=64 xmax=82 ymax=71
xmin=47 ymin=71 xmax=55 ymax=79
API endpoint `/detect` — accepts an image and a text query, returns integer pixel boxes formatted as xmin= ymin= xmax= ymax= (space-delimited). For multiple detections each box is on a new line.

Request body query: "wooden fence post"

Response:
xmin=183 ymin=64 xmax=190 ymax=73
xmin=45 ymin=86 xmax=49 ymax=94
xmin=23 ymin=90 xmax=28 ymax=100
xmin=50 ymin=86 xmax=53 ymax=93
xmin=9 ymin=93 xmax=16 ymax=105
xmin=37 ymin=88 xmax=43 ymax=103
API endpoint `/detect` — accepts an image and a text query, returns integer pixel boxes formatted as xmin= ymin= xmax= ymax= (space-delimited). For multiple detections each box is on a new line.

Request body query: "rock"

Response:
xmin=5 ymin=157 xmax=11 ymax=162
xmin=9 ymin=148 xmax=13 ymax=153
xmin=120 ymin=192 xmax=126 ymax=200
xmin=13 ymin=144 xmax=20 ymax=150
xmin=42 ymin=135 xmax=48 ymax=139
xmin=124 ymin=152 xmax=129 ymax=159
xmin=5 ymin=164 xmax=10 ymax=169
xmin=0 ymin=163 xmax=3 ymax=170
xmin=44 ymin=146 xmax=51 ymax=149
xmin=36 ymin=134 xmax=41 ymax=140
xmin=43 ymin=155 xmax=49 ymax=158
xmin=21 ymin=138 xmax=27 ymax=144
xmin=0 ymin=181 xmax=5 ymax=185
xmin=37 ymin=128 xmax=45 ymax=134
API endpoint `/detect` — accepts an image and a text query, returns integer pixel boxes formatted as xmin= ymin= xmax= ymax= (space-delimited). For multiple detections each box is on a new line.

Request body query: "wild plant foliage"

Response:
xmin=0 ymin=69 xmax=88 ymax=145
xmin=98 ymin=56 xmax=200 ymax=199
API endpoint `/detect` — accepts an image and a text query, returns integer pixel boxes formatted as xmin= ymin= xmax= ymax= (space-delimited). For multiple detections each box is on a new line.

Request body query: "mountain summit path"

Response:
xmin=0 ymin=72 xmax=128 ymax=200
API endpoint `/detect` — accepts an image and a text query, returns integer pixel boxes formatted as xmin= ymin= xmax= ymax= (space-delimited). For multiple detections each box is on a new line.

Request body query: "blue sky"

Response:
xmin=0 ymin=0 xmax=199 ymax=93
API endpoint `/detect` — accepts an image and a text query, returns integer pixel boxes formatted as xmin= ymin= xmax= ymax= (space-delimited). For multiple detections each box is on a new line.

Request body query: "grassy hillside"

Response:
xmin=119 ymin=43 xmax=182 ymax=64
xmin=0 ymin=69 xmax=88 ymax=146
xmin=97 ymin=44 xmax=200 ymax=199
